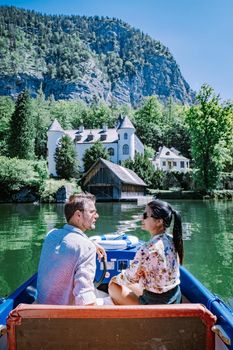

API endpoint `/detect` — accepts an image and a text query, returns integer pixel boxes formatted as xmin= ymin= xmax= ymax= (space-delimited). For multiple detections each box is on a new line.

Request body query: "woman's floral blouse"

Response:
xmin=115 ymin=233 xmax=180 ymax=293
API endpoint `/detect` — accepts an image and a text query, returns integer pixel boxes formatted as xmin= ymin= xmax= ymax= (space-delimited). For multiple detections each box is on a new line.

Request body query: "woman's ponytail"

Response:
xmin=148 ymin=199 xmax=184 ymax=264
xmin=172 ymin=209 xmax=184 ymax=264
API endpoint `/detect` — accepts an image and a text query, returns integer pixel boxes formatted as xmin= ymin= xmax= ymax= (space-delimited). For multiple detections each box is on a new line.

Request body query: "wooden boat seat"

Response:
xmin=7 ymin=303 xmax=216 ymax=350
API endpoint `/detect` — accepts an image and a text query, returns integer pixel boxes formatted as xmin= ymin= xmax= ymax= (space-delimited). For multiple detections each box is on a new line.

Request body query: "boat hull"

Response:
xmin=0 ymin=244 xmax=233 ymax=349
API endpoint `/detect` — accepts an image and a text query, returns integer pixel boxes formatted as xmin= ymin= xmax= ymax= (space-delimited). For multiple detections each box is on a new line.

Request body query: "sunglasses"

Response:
xmin=143 ymin=212 xmax=152 ymax=220
xmin=142 ymin=212 xmax=160 ymax=220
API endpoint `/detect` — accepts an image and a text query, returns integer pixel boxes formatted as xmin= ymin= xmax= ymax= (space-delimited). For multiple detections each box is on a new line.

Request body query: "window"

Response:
xmin=162 ymin=161 xmax=166 ymax=166
xmin=124 ymin=132 xmax=128 ymax=140
xmin=180 ymin=161 xmax=185 ymax=168
xmin=173 ymin=161 xmax=177 ymax=166
xmin=123 ymin=144 xmax=129 ymax=155
xmin=165 ymin=151 xmax=170 ymax=155
xmin=186 ymin=162 xmax=189 ymax=168
xmin=108 ymin=147 xmax=114 ymax=156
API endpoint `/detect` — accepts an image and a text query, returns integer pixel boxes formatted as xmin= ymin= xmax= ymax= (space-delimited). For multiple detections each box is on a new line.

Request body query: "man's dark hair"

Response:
xmin=64 ymin=193 xmax=96 ymax=223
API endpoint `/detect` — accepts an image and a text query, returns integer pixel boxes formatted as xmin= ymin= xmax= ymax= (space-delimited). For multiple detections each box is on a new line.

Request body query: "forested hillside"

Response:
xmin=0 ymin=6 xmax=194 ymax=106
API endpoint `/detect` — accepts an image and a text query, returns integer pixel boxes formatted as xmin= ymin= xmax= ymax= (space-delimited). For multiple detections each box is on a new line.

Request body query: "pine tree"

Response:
xmin=54 ymin=135 xmax=78 ymax=179
xmin=32 ymin=88 xmax=51 ymax=159
xmin=9 ymin=90 xmax=35 ymax=160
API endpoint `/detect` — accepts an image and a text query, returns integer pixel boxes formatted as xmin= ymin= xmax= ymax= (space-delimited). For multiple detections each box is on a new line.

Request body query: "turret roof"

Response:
xmin=117 ymin=116 xmax=135 ymax=130
xmin=48 ymin=119 xmax=63 ymax=131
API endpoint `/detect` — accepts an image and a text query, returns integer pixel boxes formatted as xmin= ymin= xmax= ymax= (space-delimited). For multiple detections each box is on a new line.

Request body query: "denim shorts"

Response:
xmin=139 ymin=285 xmax=182 ymax=305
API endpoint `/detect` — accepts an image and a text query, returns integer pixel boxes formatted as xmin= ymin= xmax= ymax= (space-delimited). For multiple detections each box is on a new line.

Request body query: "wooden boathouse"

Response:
xmin=82 ymin=158 xmax=147 ymax=201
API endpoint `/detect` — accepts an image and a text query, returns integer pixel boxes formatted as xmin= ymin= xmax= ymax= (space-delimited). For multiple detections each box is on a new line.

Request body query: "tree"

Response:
xmin=50 ymin=100 xmax=86 ymax=129
xmin=123 ymin=153 xmax=155 ymax=188
xmin=83 ymin=141 xmax=109 ymax=172
xmin=87 ymin=101 xmax=116 ymax=128
xmin=186 ymin=84 xmax=233 ymax=191
xmin=32 ymin=89 xmax=51 ymax=159
xmin=0 ymin=96 xmax=15 ymax=156
xmin=54 ymin=135 xmax=78 ymax=179
xmin=221 ymin=102 xmax=233 ymax=172
xmin=163 ymin=101 xmax=191 ymax=158
xmin=9 ymin=90 xmax=35 ymax=160
xmin=165 ymin=118 xmax=191 ymax=159
xmin=0 ymin=156 xmax=48 ymax=196
xmin=133 ymin=96 xmax=164 ymax=150
xmin=144 ymin=145 xmax=155 ymax=159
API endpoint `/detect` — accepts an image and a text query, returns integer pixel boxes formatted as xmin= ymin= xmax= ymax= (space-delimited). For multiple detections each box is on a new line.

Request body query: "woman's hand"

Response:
xmin=109 ymin=276 xmax=117 ymax=285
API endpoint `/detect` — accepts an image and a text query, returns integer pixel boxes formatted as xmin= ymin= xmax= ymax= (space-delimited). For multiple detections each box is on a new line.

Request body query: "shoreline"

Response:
xmin=0 ymin=189 xmax=232 ymax=204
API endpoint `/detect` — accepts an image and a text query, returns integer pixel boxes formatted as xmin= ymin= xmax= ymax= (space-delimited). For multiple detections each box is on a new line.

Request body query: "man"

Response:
xmin=37 ymin=192 xmax=104 ymax=306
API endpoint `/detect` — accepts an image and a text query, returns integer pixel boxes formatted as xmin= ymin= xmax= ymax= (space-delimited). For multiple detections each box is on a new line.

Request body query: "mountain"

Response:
xmin=0 ymin=6 xmax=194 ymax=106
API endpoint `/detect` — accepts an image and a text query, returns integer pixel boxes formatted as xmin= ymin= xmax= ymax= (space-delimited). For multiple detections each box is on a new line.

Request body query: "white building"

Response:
xmin=47 ymin=116 xmax=144 ymax=175
xmin=152 ymin=146 xmax=190 ymax=173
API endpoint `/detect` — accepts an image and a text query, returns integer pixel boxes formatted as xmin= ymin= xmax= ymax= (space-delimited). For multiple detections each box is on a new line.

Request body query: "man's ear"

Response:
xmin=74 ymin=210 xmax=82 ymax=219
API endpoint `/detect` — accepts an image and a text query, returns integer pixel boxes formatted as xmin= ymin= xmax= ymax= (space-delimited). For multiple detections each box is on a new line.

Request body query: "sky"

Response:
xmin=1 ymin=0 xmax=233 ymax=101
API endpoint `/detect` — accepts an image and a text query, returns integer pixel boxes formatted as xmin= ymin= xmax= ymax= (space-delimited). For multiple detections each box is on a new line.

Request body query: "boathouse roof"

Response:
xmin=84 ymin=158 xmax=147 ymax=187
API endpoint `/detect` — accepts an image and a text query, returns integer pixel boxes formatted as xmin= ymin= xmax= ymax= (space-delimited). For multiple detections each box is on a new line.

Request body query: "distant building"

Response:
xmin=152 ymin=146 xmax=190 ymax=173
xmin=82 ymin=158 xmax=147 ymax=201
xmin=47 ymin=116 xmax=144 ymax=175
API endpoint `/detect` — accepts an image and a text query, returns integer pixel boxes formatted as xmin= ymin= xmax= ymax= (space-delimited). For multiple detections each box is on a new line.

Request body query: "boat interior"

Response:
xmin=0 ymin=244 xmax=232 ymax=350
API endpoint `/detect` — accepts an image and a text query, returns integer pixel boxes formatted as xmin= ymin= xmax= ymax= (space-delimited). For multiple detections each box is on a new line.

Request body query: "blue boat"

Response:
xmin=0 ymin=239 xmax=233 ymax=350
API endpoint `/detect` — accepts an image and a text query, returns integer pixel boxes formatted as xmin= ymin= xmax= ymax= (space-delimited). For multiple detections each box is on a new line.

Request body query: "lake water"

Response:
xmin=0 ymin=200 xmax=232 ymax=307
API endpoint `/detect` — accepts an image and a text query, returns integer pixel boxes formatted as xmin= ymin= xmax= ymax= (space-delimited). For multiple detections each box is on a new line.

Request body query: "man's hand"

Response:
xmin=93 ymin=242 xmax=107 ymax=261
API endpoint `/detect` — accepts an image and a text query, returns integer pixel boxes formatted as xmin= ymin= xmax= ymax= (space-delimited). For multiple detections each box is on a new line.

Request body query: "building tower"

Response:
xmin=47 ymin=119 xmax=64 ymax=176
xmin=117 ymin=116 xmax=135 ymax=164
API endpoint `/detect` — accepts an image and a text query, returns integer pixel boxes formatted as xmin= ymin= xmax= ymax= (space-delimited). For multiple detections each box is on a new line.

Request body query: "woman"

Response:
xmin=108 ymin=199 xmax=184 ymax=305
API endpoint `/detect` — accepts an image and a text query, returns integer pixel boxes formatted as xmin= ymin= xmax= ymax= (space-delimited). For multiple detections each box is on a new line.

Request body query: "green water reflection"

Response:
xmin=0 ymin=201 xmax=232 ymax=306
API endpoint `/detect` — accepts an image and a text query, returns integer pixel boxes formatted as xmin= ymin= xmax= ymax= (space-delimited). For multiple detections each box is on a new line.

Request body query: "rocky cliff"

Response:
xmin=0 ymin=6 xmax=194 ymax=106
